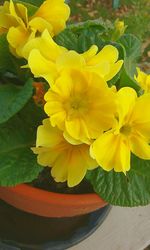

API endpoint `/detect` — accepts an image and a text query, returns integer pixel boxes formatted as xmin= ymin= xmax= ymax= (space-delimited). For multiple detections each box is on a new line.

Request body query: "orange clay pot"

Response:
xmin=0 ymin=184 xmax=107 ymax=218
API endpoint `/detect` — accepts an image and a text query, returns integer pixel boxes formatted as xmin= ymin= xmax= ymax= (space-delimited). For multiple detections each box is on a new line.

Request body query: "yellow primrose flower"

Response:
xmin=135 ymin=67 xmax=150 ymax=93
xmin=32 ymin=0 xmax=70 ymax=36
xmin=111 ymin=19 xmax=127 ymax=41
xmin=0 ymin=0 xmax=70 ymax=57
xmin=115 ymin=19 xmax=126 ymax=35
xmin=25 ymin=29 xmax=123 ymax=85
xmin=32 ymin=119 xmax=98 ymax=187
xmin=90 ymin=87 xmax=150 ymax=173
xmin=44 ymin=68 xmax=116 ymax=143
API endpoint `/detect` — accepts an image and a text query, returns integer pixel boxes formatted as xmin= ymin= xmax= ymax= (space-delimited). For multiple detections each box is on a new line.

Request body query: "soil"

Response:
xmin=29 ymin=167 xmax=94 ymax=194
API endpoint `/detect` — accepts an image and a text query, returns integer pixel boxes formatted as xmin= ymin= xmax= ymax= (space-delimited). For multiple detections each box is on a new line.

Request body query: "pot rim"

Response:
xmin=4 ymin=183 xmax=105 ymax=206
xmin=0 ymin=184 xmax=107 ymax=217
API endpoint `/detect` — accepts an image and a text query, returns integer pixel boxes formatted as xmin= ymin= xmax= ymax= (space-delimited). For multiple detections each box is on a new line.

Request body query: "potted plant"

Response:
xmin=0 ymin=0 xmax=150 ymax=248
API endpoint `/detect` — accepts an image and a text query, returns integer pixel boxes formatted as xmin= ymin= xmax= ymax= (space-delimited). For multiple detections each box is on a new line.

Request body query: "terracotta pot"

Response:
xmin=0 ymin=184 xmax=107 ymax=218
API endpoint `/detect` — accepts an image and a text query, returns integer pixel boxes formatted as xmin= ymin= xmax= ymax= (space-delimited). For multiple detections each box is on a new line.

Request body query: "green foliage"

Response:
xmin=55 ymin=19 xmax=113 ymax=52
xmin=0 ymin=33 xmax=28 ymax=79
xmin=117 ymin=34 xmax=141 ymax=91
xmin=0 ymin=34 xmax=16 ymax=74
xmin=56 ymin=23 xmax=140 ymax=89
xmin=0 ymin=78 xmax=33 ymax=124
xmin=16 ymin=0 xmax=44 ymax=7
xmin=0 ymin=101 xmax=46 ymax=186
xmin=86 ymin=155 xmax=150 ymax=206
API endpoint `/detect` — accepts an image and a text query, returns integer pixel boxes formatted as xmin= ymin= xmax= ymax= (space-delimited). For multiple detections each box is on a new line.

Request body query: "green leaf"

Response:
xmin=55 ymin=29 xmax=78 ymax=51
xmin=118 ymin=34 xmax=141 ymax=91
xmin=0 ymin=101 xmax=46 ymax=186
xmin=15 ymin=0 xmax=44 ymax=7
xmin=0 ymin=78 xmax=33 ymax=124
xmin=119 ymin=34 xmax=141 ymax=59
xmin=55 ymin=19 xmax=113 ymax=53
xmin=0 ymin=34 xmax=16 ymax=74
xmin=0 ymin=148 xmax=42 ymax=186
xmin=86 ymin=155 xmax=150 ymax=207
xmin=0 ymin=34 xmax=29 ymax=79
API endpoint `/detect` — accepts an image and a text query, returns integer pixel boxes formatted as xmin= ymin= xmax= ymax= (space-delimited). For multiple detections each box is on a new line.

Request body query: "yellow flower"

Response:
xmin=0 ymin=0 xmax=70 ymax=57
xmin=44 ymin=68 xmax=116 ymax=143
xmin=134 ymin=67 xmax=150 ymax=93
xmin=111 ymin=19 xmax=127 ymax=41
xmin=115 ymin=19 xmax=126 ymax=35
xmin=24 ymin=29 xmax=123 ymax=84
xmin=32 ymin=0 xmax=70 ymax=36
xmin=90 ymin=87 xmax=150 ymax=173
xmin=32 ymin=119 xmax=98 ymax=187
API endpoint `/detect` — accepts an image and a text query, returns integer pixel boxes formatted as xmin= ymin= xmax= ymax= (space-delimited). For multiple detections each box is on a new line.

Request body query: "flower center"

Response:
xmin=120 ymin=124 xmax=131 ymax=136
xmin=71 ymin=97 xmax=83 ymax=110
xmin=64 ymin=95 xmax=88 ymax=118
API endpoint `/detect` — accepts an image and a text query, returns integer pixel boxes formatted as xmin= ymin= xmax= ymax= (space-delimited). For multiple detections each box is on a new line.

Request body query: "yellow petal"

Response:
xmin=130 ymin=133 xmax=150 ymax=159
xmin=23 ymin=29 xmax=66 ymax=60
xmin=51 ymin=71 xmax=73 ymax=98
xmin=131 ymin=93 xmax=150 ymax=138
xmin=34 ymin=0 xmax=70 ymax=35
xmin=9 ymin=0 xmax=25 ymax=27
xmin=87 ymin=45 xmax=119 ymax=65
xmin=15 ymin=2 xmax=28 ymax=25
xmin=36 ymin=118 xmax=63 ymax=147
xmin=65 ymin=118 xmax=90 ymax=143
xmin=104 ymin=60 xmax=123 ymax=81
xmin=51 ymin=153 xmax=68 ymax=182
xmin=82 ymin=45 xmax=98 ymax=62
xmin=7 ymin=25 xmax=28 ymax=48
xmin=28 ymin=49 xmax=58 ymax=85
xmin=50 ymin=112 xmax=66 ymax=130
xmin=86 ymin=61 xmax=110 ymax=78
xmin=91 ymin=132 xmax=130 ymax=173
xmin=117 ymin=87 xmax=137 ymax=126
xmin=67 ymin=146 xmax=93 ymax=187
xmin=56 ymin=51 xmax=86 ymax=72
xmin=63 ymin=131 xmax=84 ymax=145
xmin=29 ymin=17 xmax=54 ymax=36
xmin=0 ymin=12 xmax=17 ymax=30
xmin=32 ymin=147 xmax=54 ymax=166
xmin=68 ymin=162 xmax=86 ymax=187
xmin=134 ymin=67 xmax=147 ymax=91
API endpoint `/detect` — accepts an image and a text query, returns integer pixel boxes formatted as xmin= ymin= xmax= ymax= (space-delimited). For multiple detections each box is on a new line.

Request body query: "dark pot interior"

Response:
xmin=0 ymin=200 xmax=111 ymax=250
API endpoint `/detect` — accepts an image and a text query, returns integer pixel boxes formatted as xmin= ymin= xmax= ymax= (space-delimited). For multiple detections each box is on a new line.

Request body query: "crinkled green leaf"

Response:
xmin=86 ymin=155 xmax=150 ymax=207
xmin=55 ymin=29 xmax=78 ymax=51
xmin=118 ymin=34 xmax=141 ymax=91
xmin=0 ymin=34 xmax=16 ymax=74
xmin=0 ymin=78 xmax=33 ymax=124
xmin=55 ymin=19 xmax=113 ymax=53
xmin=0 ymin=101 xmax=46 ymax=186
